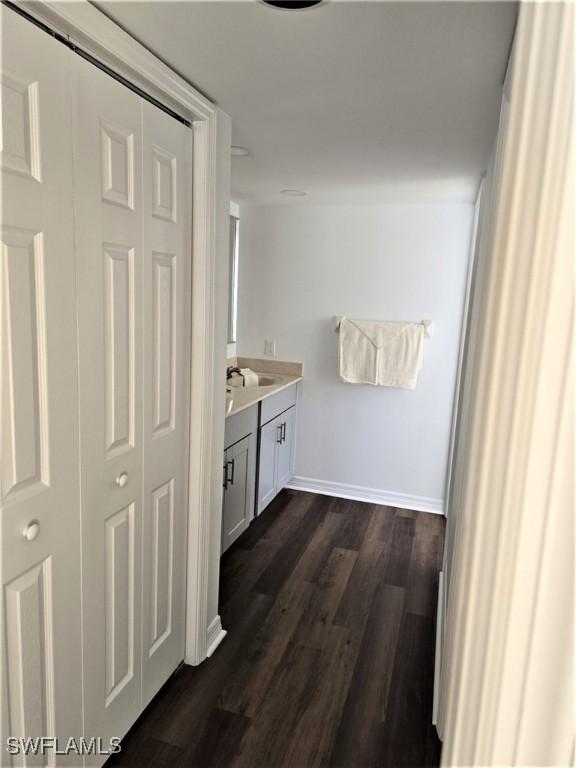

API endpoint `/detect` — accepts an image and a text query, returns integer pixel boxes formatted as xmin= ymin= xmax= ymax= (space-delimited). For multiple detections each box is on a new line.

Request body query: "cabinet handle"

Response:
xmin=227 ymin=459 xmax=235 ymax=485
xmin=276 ymin=425 xmax=283 ymax=444
xmin=281 ymin=422 xmax=287 ymax=443
xmin=223 ymin=463 xmax=228 ymax=490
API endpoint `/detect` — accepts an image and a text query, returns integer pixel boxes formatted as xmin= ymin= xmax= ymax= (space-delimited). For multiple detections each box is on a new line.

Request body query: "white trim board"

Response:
xmin=206 ymin=616 xmax=227 ymax=659
xmin=286 ymin=476 xmax=444 ymax=515
xmin=438 ymin=4 xmax=574 ymax=763
xmin=433 ymin=569 xmax=445 ymax=731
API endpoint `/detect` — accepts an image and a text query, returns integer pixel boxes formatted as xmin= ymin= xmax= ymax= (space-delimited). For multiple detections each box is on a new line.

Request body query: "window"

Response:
xmin=227 ymin=215 xmax=239 ymax=344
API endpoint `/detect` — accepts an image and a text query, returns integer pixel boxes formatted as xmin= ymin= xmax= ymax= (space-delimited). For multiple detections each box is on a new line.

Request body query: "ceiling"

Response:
xmin=96 ymin=0 xmax=517 ymax=204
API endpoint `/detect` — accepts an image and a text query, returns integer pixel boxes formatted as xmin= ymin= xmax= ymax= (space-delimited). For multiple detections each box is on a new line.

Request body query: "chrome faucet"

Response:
xmin=226 ymin=366 xmax=243 ymax=381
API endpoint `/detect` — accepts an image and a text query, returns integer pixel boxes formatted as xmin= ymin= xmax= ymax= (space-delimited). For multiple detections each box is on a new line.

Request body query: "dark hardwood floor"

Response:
xmin=107 ymin=490 xmax=444 ymax=768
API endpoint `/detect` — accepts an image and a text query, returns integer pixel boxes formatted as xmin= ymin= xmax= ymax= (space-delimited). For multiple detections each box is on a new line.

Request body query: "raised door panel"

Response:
xmin=1 ymin=227 xmax=47 ymax=499
xmin=257 ymin=416 xmax=280 ymax=514
xmin=105 ymin=505 xmax=135 ymax=706
xmin=72 ymin=54 xmax=143 ymax=755
xmin=0 ymin=72 xmax=41 ymax=181
xmin=149 ymin=481 xmax=174 ymax=655
xmin=141 ymin=102 xmax=191 ymax=707
xmin=1 ymin=7 xmax=83 ymax=762
xmin=4 ymin=560 xmax=54 ymax=766
xmin=151 ymin=146 xmax=176 ymax=222
xmin=104 ymin=243 xmax=135 ymax=456
xmin=276 ymin=406 xmax=296 ymax=491
xmin=151 ymin=251 xmax=175 ymax=437
xmin=100 ymin=120 xmax=135 ymax=210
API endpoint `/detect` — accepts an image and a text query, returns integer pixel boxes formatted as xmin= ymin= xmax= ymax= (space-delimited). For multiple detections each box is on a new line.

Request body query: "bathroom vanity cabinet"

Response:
xmin=222 ymin=383 xmax=298 ymax=553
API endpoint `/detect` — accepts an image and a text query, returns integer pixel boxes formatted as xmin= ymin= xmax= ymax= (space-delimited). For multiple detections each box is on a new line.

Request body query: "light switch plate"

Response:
xmin=264 ymin=339 xmax=276 ymax=357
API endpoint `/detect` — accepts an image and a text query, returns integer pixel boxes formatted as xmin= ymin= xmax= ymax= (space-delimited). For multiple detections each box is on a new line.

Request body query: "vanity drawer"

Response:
xmin=225 ymin=403 xmax=258 ymax=449
xmin=260 ymin=384 xmax=298 ymax=426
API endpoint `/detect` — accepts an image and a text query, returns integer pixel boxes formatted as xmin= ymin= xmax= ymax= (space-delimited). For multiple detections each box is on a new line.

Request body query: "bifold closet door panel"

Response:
xmin=141 ymin=102 xmax=191 ymax=707
xmin=72 ymin=56 xmax=144 ymax=747
xmin=0 ymin=6 xmax=83 ymax=760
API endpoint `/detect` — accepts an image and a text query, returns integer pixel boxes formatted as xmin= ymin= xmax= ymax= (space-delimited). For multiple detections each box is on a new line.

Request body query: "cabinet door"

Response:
xmin=1 ymin=6 xmax=83 ymax=754
xmin=276 ymin=406 xmax=296 ymax=491
xmin=221 ymin=436 xmax=252 ymax=553
xmin=220 ymin=448 xmax=228 ymax=552
xmin=257 ymin=416 xmax=281 ymax=514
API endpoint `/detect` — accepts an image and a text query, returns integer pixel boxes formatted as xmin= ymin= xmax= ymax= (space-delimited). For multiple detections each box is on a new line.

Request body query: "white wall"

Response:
xmin=237 ymin=204 xmax=473 ymax=512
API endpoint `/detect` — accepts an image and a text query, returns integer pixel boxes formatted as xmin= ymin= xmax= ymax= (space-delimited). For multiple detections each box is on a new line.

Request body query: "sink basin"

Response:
xmin=227 ymin=374 xmax=281 ymax=389
xmin=257 ymin=375 xmax=279 ymax=387
xmin=225 ymin=371 xmax=287 ymax=417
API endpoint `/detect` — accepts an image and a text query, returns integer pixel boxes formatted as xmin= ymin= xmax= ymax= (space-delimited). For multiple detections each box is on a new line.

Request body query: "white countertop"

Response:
xmin=225 ymin=373 xmax=303 ymax=418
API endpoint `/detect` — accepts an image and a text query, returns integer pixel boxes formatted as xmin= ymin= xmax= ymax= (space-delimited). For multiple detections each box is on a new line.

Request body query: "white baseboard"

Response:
xmin=206 ymin=616 xmax=227 ymax=658
xmin=285 ymin=475 xmax=444 ymax=515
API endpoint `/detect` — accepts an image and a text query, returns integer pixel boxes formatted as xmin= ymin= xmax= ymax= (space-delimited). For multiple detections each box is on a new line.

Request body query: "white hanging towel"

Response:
xmin=339 ymin=318 xmax=425 ymax=388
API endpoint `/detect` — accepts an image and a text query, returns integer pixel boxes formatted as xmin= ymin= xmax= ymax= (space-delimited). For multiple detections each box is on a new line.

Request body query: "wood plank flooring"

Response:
xmin=106 ymin=490 xmax=444 ymax=768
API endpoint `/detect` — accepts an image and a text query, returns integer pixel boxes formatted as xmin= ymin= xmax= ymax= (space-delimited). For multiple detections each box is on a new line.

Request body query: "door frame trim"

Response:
xmin=14 ymin=0 xmax=230 ymax=666
xmin=438 ymin=3 xmax=574 ymax=763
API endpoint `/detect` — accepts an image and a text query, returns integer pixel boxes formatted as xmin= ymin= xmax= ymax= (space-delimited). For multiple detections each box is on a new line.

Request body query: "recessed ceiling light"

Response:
xmin=262 ymin=0 xmax=323 ymax=9
xmin=231 ymin=146 xmax=250 ymax=156
xmin=281 ymin=189 xmax=308 ymax=197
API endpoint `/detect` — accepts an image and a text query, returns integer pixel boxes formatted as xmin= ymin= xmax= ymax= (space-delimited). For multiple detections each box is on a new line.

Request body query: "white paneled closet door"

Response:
xmin=73 ymin=55 xmax=144 ymax=748
xmin=72 ymin=55 xmax=192 ymax=750
xmin=141 ymin=101 xmax=191 ymax=707
xmin=1 ymin=7 xmax=84 ymax=763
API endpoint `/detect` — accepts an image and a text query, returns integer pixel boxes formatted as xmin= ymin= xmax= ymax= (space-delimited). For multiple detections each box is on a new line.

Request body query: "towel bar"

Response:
xmin=334 ymin=316 xmax=433 ymax=338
